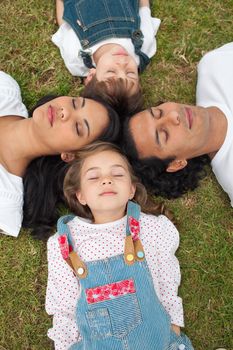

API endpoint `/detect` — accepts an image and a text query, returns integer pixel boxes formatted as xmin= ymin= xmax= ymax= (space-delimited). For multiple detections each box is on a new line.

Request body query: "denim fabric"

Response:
xmin=67 ymin=255 xmax=194 ymax=350
xmin=63 ymin=0 xmax=149 ymax=71
xmin=57 ymin=209 xmax=194 ymax=350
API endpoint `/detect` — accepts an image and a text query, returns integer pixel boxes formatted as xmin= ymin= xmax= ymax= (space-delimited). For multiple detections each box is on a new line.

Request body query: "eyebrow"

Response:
xmin=84 ymin=119 xmax=90 ymax=137
xmin=81 ymin=98 xmax=90 ymax=137
xmin=84 ymin=164 xmax=126 ymax=175
xmin=148 ymin=108 xmax=160 ymax=147
xmin=149 ymin=107 xmax=155 ymax=117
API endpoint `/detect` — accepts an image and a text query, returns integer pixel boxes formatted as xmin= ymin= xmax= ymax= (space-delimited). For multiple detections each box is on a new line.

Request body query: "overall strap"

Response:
xmin=124 ymin=201 xmax=145 ymax=265
xmin=57 ymin=215 xmax=88 ymax=279
xmin=57 ymin=214 xmax=76 ymax=248
xmin=131 ymin=30 xmax=150 ymax=72
xmin=79 ymin=50 xmax=95 ymax=69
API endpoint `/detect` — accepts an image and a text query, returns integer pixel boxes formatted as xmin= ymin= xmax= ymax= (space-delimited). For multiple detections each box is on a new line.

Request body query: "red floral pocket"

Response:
xmin=86 ymin=278 xmax=136 ymax=304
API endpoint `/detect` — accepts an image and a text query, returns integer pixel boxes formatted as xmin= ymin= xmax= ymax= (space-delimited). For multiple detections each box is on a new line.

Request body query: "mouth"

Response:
xmin=99 ymin=191 xmax=117 ymax=196
xmin=113 ymin=48 xmax=128 ymax=56
xmin=48 ymin=105 xmax=54 ymax=126
xmin=185 ymin=107 xmax=193 ymax=129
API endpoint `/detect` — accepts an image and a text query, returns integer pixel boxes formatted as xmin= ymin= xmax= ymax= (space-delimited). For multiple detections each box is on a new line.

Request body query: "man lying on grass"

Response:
xmin=122 ymin=42 xmax=233 ymax=206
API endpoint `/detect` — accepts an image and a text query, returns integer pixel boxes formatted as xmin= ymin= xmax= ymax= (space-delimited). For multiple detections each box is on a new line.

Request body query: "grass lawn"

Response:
xmin=0 ymin=1 xmax=232 ymax=349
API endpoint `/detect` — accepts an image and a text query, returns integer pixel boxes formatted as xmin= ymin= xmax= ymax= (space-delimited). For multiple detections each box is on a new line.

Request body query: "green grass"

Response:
xmin=0 ymin=1 xmax=233 ymax=349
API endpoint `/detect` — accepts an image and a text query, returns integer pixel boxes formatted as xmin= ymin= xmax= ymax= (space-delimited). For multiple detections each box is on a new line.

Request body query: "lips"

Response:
xmin=113 ymin=48 xmax=128 ymax=56
xmin=185 ymin=107 xmax=193 ymax=129
xmin=100 ymin=191 xmax=117 ymax=196
xmin=48 ymin=105 xmax=54 ymax=126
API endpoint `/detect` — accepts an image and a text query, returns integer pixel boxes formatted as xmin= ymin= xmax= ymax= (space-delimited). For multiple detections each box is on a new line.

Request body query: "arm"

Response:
xmin=46 ymin=234 xmax=81 ymax=350
xmin=138 ymin=3 xmax=161 ymax=58
xmin=139 ymin=0 xmax=150 ymax=7
xmin=172 ymin=324 xmax=181 ymax=336
xmin=155 ymin=216 xmax=184 ymax=328
xmin=143 ymin=214 xmax=184 ymax=329
xmin=56 ymin=0 xmax=64 ymax=26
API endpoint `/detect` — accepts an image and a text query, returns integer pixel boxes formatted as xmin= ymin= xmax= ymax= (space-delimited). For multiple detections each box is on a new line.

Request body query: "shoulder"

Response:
xmin=140 ymin=212 xmax=177 ymax=232
xmin=140 ymin=212 xmax=179 ymax=252
xmin=0 ymin=71 xmax=28 ymax=118
xmin=0 ymin=71 xmax=20 ymax=88
xmin=47 ymin=232 xmax=62 ymax=259
xmin=198 ymin=42 xmax=233 ymax=69
xmin=0 ymin=71 xmax=22 ymax=99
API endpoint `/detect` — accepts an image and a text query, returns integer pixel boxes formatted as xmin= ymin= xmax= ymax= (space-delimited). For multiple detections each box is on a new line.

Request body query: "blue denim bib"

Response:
xmin=63 ymin=0 xmax=150 ymax=72
xmin=57 ymin=202 xmax=194 ymax=350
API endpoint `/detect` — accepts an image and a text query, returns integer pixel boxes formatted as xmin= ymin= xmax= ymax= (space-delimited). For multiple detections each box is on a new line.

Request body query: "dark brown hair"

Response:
xmin=83 ymin=77 xmax=144 ymax=122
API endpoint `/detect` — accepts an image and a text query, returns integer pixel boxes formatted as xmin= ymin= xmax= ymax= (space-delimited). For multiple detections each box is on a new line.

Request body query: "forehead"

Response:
xmin=129 ymin=110 xmax=156 ymax=158
xmin=82 ymin=150 xmax=127 ymax=171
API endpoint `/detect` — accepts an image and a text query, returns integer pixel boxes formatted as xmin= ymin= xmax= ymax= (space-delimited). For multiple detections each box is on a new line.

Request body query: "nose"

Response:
xmin=117 ymin=71 xmax=127 ymax=80
xmin=115 ymin=57 xmax=128 ymax=68
xmin=101 ymin=177 xmax=112 ymax=185
xmin=58 ymin=107 xmax=70 ymax=121
xmin=166 ymin=110 xmax=180 ymax=125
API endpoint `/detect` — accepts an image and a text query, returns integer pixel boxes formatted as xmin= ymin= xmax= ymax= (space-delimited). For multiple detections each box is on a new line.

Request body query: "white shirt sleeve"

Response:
xmin=0 ymin=71 xmax=28 ymax=118
xmin=156 ymin=216 xmax=184 ymax=327
xmin=46 ymin=234 xmax=81 ymax=350
xmin=139 ymin=7 xmax=161 ymax=58
xmin=142 ymin=214 xmax=184 ymax=327
xmin=52 ymin=23 xmax=89 ymax=77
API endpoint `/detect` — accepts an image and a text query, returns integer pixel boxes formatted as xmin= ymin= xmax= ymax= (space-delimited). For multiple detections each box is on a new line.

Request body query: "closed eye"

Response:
xmin=161 ymin=129 xmax=168 ymax=142
xmin=127 ymin=72 xmax=137 ymax=79
xmin=157 ymin=129 xmax=168 ymax=146
xmin=76 ymin=122 xmax=79 ymax=135
xmin=72 ymin=98 xmax=76 ymax=109
xmin=150 ymin=108 xmax=163 ymax=119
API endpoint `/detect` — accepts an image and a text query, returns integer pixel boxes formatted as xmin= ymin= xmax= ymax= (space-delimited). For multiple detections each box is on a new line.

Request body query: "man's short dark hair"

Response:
xmin=121 ymin=116 xmax=210 ymax=199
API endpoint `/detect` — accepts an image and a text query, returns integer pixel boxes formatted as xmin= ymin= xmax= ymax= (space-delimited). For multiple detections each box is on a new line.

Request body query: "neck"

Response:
xmin=206 ymin=106 xmax=228 ymax=159
xmin=0 ymin=117 xmax=52 ymax=176
xmin=93 ymin=207 xmax=126 ymax=224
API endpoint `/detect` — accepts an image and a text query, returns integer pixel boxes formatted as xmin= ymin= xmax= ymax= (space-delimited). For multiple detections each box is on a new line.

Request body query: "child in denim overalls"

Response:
xmin=46 ymin=142 xmax=194 ymax=350
xmin=53 ymin=0 xmax=160 ymax=92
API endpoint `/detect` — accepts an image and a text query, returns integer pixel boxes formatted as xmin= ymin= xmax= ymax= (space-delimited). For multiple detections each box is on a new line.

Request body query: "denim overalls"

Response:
xmin=63 ymin=0 xmax=150 ymax=72
xmin=57 ymin=202 xmax=194 ymax=350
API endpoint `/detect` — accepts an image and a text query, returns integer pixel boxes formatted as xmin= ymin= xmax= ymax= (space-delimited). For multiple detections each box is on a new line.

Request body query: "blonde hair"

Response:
xmin=64 ymin=142 xmax=172 ymax=221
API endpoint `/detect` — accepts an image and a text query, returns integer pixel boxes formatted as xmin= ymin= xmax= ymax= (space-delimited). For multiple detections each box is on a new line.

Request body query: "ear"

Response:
xmin=61 ymin=152 xmax=75 ymax=163
xmin=166 ymin=159 xmax=188 ymax=173
xmin=76 ymin=191 xmax=86 ymax=206
xmin=84 ymin=68 xmax=96 ymax=85
xmin=129 ymin=184 xmax=136 ymax=200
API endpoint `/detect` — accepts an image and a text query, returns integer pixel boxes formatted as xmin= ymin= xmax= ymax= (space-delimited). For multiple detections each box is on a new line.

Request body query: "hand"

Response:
xmin=171 ymin=324 xmax=181 ymax=336
xmin=56 ymin=0 xmax=64 ymax=26
xmin=139 ymin=0 xmax=150 ymax=7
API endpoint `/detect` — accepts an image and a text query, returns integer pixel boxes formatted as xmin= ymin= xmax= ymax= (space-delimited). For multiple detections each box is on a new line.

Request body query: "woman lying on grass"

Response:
xmin=0 ymin=71 xmax=120 ymax=238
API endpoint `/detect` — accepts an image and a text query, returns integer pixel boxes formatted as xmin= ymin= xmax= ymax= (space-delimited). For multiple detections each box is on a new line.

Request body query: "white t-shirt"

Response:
xmin=196 ymin=43 xmax=233 ymax=206
xmin=52 ymin=7 xmax=161 ymax=76
xmin=46 ymin=213 xmax=184 ymax=350
xmin=0 ymin=71 xmax=28 ymax=237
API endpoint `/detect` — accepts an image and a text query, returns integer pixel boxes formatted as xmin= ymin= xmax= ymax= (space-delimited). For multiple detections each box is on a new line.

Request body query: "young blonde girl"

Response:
xmin=46 ymin=142 xmax=193 ymax=350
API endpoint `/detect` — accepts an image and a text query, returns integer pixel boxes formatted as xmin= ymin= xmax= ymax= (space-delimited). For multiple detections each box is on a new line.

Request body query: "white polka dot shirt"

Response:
xmin=46 ymin=213 xmax=184 ymax=349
